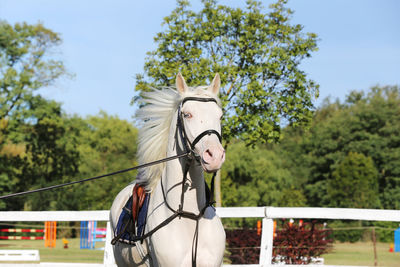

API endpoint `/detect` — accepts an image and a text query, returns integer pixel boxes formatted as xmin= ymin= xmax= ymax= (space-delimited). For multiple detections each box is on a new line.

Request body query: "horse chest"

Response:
xmin=195 ymin=216 xmax=226 ymax=266
xmin=148 ymin=209 xmax=225 ymax=267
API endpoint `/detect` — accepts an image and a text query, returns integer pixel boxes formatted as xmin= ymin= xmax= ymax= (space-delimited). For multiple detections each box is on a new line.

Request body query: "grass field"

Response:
xmin=324 ymin=241 xmax=400 ymax=267
xmin=0 ymin=238 xmax=103 ymax=263
xmin=1 ymin=239 xmax=400 ymax=265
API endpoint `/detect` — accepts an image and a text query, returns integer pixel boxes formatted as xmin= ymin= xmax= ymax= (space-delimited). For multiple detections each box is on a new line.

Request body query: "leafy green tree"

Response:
xmin=0 ymin=20 xmax=69 ymax=209
xmin=72 ymin=112 xmax=139 ymax=210
xmin=221 ymin=141 xmax=305 ymax=207
xmin=0 ymin=21 xmax=69 ymax=120
xmin=327 ymin=152 xmax=379 ymax=208
xmin=220 ymin=140 xmax=306 ymax=227
xmin=364 ymin=86 xmax=400 ymax=209
xmin=0 ymin=119 xmax=25 ymax=209
xmin=287 ymin=85 xmax=400 ymax=209
xmin=135 ymin=0 xmax=319 ymax=205
xmin=0 ymin=20 xmax=138 ymax=211
xmin=17 ymin=96 xmax=80 ymax=211
xmin=136 ymin=0 xmax=318 ymax=145
xmin=2 ymin=108 xmax=139 ymax=211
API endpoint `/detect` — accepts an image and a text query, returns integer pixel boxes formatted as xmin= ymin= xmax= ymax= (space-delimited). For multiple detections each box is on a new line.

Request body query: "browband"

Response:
xmin=181 ymin=97 xmax=217 ymax=106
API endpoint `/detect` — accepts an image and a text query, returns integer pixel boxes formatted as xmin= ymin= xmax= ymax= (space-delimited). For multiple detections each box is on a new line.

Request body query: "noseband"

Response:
xmin=177 ymin=97 xmax=222 ymax=158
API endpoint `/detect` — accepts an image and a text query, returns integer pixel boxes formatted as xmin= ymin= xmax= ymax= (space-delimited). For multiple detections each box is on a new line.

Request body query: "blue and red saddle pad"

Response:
xmin=114 ymin=184 xmax=150 ymax=245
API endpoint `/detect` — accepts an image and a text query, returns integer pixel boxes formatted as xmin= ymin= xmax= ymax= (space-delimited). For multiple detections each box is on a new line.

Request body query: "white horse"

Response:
xmin=110 ymin=73 xmax=226 ymax=267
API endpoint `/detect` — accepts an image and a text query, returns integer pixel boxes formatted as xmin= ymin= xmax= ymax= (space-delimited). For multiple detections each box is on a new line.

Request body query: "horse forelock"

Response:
xmin=135 ymin=86 xmax=220 ymax=191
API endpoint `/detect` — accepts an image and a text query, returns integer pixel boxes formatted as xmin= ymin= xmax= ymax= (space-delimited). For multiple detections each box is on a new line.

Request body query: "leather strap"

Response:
xmin=132 ymin=184 xmax=146 ymax=226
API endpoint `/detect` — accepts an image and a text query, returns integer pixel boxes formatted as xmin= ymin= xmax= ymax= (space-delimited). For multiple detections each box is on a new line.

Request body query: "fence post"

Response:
xmin=259 ymin=208 xmax=274 ymax=266
xmin=104 ymin=221 xmax=115 ymax=266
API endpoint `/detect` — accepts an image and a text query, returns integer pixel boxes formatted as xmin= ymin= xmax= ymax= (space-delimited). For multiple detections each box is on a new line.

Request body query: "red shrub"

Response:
xmin=225 ymin=220 xmax=332 ymax=264
xmin=225 ymin=228 xmax=260 ymax=264
xmin=273 ymin=220 xmax=333 ymax=264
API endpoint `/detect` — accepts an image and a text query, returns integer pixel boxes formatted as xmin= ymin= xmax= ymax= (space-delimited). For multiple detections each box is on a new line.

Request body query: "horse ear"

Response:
xmin=176 ymin=73 xmax=188 ymax=94
xmin=209 ymin=73 xmax=220 ymax=95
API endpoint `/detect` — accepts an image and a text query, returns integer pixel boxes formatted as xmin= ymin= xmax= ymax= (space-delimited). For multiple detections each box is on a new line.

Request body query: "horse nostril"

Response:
xmin=206 ymin=149 xmax=213 ymax=158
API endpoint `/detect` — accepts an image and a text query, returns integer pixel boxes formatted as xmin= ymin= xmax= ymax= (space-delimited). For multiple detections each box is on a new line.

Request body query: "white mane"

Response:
xmin=136 ymin=86 xmax=221 ymax=191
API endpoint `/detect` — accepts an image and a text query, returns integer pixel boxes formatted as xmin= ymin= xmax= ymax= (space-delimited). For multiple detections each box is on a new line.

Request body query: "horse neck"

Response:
xmin=162 ymin=112 xmax=206 ymax=213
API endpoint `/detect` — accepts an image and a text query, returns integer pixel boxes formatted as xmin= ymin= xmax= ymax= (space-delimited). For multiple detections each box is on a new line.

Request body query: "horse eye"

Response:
xmin=183 ymin=112 xmax=192 ymax=119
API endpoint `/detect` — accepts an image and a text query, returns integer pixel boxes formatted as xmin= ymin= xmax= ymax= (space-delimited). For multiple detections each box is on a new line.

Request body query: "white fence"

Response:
xmin=1 ymin=207 xmax=400 ymax=266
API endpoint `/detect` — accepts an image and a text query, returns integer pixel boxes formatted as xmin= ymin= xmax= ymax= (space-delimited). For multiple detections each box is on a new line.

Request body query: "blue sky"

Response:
xmin=1 ymin=0 xmax=399 ymax=121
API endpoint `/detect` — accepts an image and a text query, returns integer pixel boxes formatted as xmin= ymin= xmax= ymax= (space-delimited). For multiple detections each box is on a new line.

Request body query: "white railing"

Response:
xmin=1 ymin=207 xmax=400 ymax=266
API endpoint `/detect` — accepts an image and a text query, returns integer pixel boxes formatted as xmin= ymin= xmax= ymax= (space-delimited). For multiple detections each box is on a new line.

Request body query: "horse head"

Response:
xmin=176 ymin=73 xmax=225 ymax=173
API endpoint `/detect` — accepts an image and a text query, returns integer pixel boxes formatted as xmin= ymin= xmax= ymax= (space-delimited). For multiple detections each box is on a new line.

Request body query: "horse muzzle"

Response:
xmin=200 ymin=144 xmax=225 ymax=173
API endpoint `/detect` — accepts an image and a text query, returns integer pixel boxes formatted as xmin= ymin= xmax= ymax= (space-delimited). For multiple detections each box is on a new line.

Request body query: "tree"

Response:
xmin=0 ymin=20 xmax=70 ymax=210
xmin=286 ymin=85 xmax=400 ymax=209
xmin=0 ymin=118 xmax=24 ymax=209
xmin=0 ymin=21 xmax=69 ymax=120
xmin=17 ymin=96 xmax=80 ymax=211
xmin=327 ymin=152 xmax=379 ymax=209
xmin=221 ymin=141 xmax=305 ymax=207
xmin=71 ymin=112 xmax=139 ymax=210
xmin=134 ymin=0 xmax=319 ymax=205
xmin=136 ymin=0 xmax=319 ymax=145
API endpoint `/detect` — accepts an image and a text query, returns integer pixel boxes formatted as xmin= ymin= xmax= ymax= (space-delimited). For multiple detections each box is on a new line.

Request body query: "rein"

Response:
xmin=0 ymin=97 xmax=220 ymax=201
xmin=0 ymin=152 xmax=190 ymax=200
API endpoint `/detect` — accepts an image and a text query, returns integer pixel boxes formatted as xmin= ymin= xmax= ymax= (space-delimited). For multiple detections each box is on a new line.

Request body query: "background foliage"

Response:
xmin=1 ymin=3 xmax=400 ymax=246
xmin=281 ymin=85 xmax=400 ymax=210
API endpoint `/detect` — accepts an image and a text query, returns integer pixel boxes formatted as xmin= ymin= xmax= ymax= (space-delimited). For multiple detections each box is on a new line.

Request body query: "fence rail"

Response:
xmin=1 ymin=207 xmax=399 ymax=266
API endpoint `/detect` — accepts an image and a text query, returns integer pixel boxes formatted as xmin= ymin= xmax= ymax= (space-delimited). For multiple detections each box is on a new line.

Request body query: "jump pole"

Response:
xmin=0 ymin=228 xmax=44 ymax=240
xmin=44 ymin=221 xmax=57 ymax=248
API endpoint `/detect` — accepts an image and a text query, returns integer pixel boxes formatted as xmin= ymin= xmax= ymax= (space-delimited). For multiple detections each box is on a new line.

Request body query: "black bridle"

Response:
xmin=177 ymin=96 xmax=222 ymax=156
xmin=112 ymin=96 xmax=223 ymax=267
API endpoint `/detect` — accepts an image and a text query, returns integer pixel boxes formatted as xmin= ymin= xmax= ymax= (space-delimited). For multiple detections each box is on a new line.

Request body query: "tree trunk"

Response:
xmin=215 ymin=170 xmax=222 ymax=207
